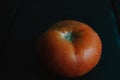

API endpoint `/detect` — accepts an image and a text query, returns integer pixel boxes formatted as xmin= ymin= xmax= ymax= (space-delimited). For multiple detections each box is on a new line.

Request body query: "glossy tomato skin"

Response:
xmin=37 ymin=20 xmax=102 ymax=77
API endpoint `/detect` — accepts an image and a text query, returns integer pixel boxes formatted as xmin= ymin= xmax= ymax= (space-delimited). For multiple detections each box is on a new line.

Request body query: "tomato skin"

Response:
xmin=37 ymin=20 xmax=102 ymax=77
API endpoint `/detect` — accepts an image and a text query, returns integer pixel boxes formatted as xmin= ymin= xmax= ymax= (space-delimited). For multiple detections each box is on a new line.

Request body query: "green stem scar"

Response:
xmin=63 ymin=32 xmax=74 ymax=42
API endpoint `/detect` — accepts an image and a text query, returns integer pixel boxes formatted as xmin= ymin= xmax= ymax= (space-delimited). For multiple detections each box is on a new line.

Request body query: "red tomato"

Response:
xmin=37 ymin=20 xmax=102 ymax=77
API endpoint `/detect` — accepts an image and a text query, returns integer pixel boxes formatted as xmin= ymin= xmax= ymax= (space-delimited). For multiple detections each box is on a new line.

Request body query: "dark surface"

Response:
xmin=111 ymin=0 xmax=120 ymax=32
xmin=5 ymin=0 xmax=120 ymax=80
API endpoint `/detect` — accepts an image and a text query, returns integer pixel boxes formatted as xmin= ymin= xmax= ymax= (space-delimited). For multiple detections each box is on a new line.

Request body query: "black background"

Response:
xmin=5 ymin=0 xmax=120 ymax=80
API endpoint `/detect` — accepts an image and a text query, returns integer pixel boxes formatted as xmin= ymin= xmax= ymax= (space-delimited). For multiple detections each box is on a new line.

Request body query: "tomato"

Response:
xmin=37 ymin=20 xmax=102 ymax=77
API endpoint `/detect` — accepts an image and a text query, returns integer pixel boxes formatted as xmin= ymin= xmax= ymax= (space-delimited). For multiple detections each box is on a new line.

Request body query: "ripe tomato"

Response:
xmin=37 ymin=20 xmax=102 ymax=77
